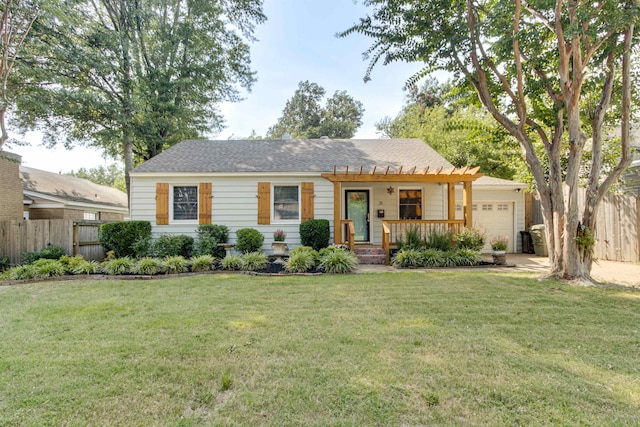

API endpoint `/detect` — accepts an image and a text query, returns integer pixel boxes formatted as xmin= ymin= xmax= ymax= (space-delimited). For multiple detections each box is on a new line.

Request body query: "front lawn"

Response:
xmin=1 ymin=272 xmax=639 ymax=425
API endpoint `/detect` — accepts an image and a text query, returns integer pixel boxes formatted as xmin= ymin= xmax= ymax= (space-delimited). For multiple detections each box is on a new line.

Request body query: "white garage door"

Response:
xmin=457 ymin=202 xmax=515 ymax=253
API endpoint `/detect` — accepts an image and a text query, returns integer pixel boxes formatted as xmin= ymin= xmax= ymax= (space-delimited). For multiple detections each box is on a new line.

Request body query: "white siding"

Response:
xmin=130 ymin=175 xmax=333 ymax=252
xmin=455 ymin=186 xmax=525 ymax=253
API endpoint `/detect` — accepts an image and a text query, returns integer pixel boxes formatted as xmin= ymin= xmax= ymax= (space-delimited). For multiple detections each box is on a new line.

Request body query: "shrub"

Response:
xmin=135 ymin=257 xmax=165 ymax=275
xmin=31 ymin=259 xmax=66 ymax=278
xmin=285 ymin=250 xmax=317 ymax=273
xmin=421 ymin=248 xmax=445 ymax=267
xmin=392 ymin=249 xmax=424 ymax=268
xmin=299 ymin=219 xmax=330 ymax=251
xmin=6 ymin=264 xmax=37 ymax=280
xmin=241 ymin=251 xmax=268 ymax=271
xmin=195 ymin=224 xmax=229 ymax=257
xmin=164 ymin=256 xmax=189 ymax=274
xmin=440 ymin=250 xmax=464 ymax=267
xmin=455 ymin=227 xmax=486 ymax=251
xmin=21 ymin=244 xmax=66 ymax=265
xmin=0 ymin=256 xmax=8 ymax=272
xmin=60 ymin=255 xmax=87 ymax=273
xmin=220 ymin=254 xmax=243 ymax=271
xmin=425 ymin=229 xmax=455 ymax=251
xmin=490 ymin=236 xmax=509 ymax=251
xmin=103 ymin=257 xmax=135 ymax=275
xmin=132 ymin=236 xmax=153 ymax=258
xmin=191 ymin=254 xmax=217 ymax=272
xmin=235 ymin=228 xmax=264 ymax=253
xmin=71 ymin=260 xmax=102 ymax=275
xmin=319 ymin=249 xmax=358 ymax=274
xmin=397 ymin=226 xmax=424 ymax=251
xmin=152 ymin=234 xmax=194 ymax=258
xmin=456 ymin=249 xmax=481 ymax=266
xmin=99 ymin=221 xmax=152 ymax=258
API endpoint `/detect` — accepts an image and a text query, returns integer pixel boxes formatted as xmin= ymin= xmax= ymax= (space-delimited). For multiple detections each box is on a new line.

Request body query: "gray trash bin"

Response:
xmin=529 ymin=224 xmax=548 ymax=257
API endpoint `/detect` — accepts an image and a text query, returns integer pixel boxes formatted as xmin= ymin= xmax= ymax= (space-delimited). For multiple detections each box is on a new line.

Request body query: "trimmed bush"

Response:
xmin=235 ymin=228 xmax=264 ymax=253
xmin=22 ymin=244 xmax=66 ymax=265
xmin=152 ymin=234 xmax=194 ymax=258
xmin=132 ymin=236 xmax=153 ymax=258
xmin=220 ymin=255 xmax=243 ymax=271
xmin=135 ymin=257 xmax=165 ymax=275
xmin=99 ymin=221 xmax=152 ymax=258
xmin=300 ymin=219 xmax=330 ymax=251
xmin=241 ymin=251 xmax=268 ymax=271
xmin=455 ymin=227 xmax=486 ymax=251
xmin=191 ymin=255 xmax=217 ymax=272
xmin=103 ymin=257 xmax=135 ymax=275
xmin=195 ymin=224 xmax=229 ymax=258
xmin=319 ymin=249 xmax=358 ymax=274
xmin=164 ymin=256 xmax=189 ymax=274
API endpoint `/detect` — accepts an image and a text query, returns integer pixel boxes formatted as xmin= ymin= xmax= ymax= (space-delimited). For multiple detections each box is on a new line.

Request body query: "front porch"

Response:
xmin=323 ymin=165 xmax=483 ymax=265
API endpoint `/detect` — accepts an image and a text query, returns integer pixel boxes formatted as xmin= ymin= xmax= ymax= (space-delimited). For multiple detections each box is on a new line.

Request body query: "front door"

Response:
xmin=345 ymin=190 xmax=370 ymax=242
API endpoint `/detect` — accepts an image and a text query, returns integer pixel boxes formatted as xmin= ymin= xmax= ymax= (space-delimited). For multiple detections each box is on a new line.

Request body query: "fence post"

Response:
xmin=73 ymin=222 xmax=79 ymax=256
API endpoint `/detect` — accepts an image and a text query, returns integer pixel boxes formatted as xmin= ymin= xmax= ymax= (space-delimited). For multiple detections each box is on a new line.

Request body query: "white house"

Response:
xmin=129 ymin=138 xmax=525 ymax=262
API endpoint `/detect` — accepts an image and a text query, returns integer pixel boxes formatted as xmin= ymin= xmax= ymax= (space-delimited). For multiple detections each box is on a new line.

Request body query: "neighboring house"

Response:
xmin=21 ymin=166 xmax=129 ymax=221
xmin=130 ymin=138 xmax=525 ymax=260
xmin=0 ymin=152 xmax=24 ymax=221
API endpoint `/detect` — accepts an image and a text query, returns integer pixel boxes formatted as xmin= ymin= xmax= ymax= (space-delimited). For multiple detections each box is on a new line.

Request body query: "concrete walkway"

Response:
xmin=355 ymin=254 xmax=640 ymax=289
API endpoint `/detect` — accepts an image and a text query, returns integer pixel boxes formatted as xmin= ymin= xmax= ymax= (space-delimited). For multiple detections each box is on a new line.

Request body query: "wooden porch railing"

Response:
xmin=382 ymin=219 xmax=466 ymax=264
xmin=339 ymin=219 xmax=355 ymax=252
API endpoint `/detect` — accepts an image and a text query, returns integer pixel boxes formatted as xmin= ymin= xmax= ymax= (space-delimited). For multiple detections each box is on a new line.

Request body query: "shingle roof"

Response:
xmin=131 ymin=138 xmax=455 ymax=173
xmin=20 ymin=166 xmax=128 ymax=209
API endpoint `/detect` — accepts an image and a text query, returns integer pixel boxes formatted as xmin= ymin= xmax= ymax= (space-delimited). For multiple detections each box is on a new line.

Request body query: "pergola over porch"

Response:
xmin=321 ymin=165 xmax=484 ymax=262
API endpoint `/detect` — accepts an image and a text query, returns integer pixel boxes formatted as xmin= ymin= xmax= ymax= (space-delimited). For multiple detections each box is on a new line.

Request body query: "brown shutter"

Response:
xmin=301 ymin=182 xmax=314 ymax=222
xmin=257 ymin=182 xmax=270 ymax=224
xmin=156 ymin=182 xmax=169 ymax=225
xmin=199 ymin=182 xmax=212 ymax=225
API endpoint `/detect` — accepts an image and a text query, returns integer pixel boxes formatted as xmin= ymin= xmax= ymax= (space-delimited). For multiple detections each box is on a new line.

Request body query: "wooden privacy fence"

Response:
xmin=527 ymin=190 xmax=640 ymax=262
xmin=0 ymin=220 xmax=107 ymax=264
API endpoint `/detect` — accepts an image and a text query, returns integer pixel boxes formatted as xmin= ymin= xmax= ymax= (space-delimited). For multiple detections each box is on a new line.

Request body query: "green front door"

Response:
xmin=345 ymin=190 xmax=370 ymax=242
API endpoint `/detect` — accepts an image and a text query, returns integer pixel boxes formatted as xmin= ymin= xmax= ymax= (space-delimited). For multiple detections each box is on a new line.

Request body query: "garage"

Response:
xmin=457 ymin=200 xmax=517 ymax=253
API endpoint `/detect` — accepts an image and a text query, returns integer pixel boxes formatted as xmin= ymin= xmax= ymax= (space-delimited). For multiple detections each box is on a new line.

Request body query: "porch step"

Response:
xmin=354 ymin=247 xmax=387 ymax=265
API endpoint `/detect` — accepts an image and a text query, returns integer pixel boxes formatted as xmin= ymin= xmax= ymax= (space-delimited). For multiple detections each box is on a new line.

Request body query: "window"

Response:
xmin=83 ymin=212 xmax=97 ymax=220
xmin=497 ymin=204 xmax=509 ymax=211
xmin=399 ymin=189 xmax=422 ymax=219
xmin=172 ymin=185 xmax=198 ymax=221
xmin=273 ymin=185 xmax=300 ymax=221
xmin=482 ymin=204 xmax=493 ymax=211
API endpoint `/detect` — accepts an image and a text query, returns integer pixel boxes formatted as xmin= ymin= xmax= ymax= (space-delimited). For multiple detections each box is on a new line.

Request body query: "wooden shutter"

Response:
xmin=199 ymin=182 xmax=212 ymax=225
xmin=301 ymin=182 xmax=314 ymax=222
xmin=257 ymin=182 xmax=270 ymax=224
xmin=156 ymin=182 xmax=169 ymax=225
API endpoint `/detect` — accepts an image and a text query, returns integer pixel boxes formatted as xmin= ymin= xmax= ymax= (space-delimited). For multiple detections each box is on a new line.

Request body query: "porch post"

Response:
xmin=463 ymin=181 xmax=473 ymax=227
xmin=333 ymin=181 xmax=341 ymax=244
xmin=447 ymin=182 xmax=456 ymax=221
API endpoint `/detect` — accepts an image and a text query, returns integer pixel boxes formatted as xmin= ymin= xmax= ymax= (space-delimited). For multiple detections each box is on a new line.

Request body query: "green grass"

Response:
xmin=1 ymin=272 xmax=639 ymax=426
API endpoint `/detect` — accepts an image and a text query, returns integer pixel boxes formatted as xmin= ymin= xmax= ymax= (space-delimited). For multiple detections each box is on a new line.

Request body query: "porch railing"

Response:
xmin=382 ymin=219 xmax=466 ymax=264
xmin=340 ymin=219 xmax=355 ymax=252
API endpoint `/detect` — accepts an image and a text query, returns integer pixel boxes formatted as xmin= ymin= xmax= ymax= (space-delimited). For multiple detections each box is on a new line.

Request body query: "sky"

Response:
xmin=10 ymin=0 xmax=427 ymax=173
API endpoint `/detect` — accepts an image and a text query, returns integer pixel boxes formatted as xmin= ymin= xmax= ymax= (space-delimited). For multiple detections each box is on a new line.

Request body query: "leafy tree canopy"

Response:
xmin=343 ymin=0 xmax=639 ymax=281
xmin=266 ymin=80 xmax=364 ymax=139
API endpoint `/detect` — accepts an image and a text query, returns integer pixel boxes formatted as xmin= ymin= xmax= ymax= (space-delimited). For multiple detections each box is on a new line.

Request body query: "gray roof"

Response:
xmin=20 ymin=166 xmax=128 ymax=209
xmin=131 ymin=138 xmax=454 ymax=173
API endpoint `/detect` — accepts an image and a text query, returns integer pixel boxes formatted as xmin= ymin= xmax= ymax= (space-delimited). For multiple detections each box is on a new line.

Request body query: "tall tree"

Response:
xmin=343 ymin=0 xmax=639 ymax=282
xmin=0 ymin=0 xmax=39 ymax=148
xmin=266 ymin=80 xmax=364 ymax=139
xmin=67 ymin=164 xmax=126 ymax=193
xmin=12 ymin=0 xmax=265 ymax=194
